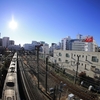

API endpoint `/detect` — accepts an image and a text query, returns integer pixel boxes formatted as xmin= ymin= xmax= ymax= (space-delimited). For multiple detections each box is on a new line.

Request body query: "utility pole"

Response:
xmin=35 ymin=44 xmax=43 ymax=89
xmin=44 ymin=48 xmax=45 ymax=63
xmin=44 ymin=50 xmax=45 ymax=63
xmin=46 ymin=56 xmax=49 ymax=93
xmin=74 ymin=55 xmax=80 ymax=84
xmin=53 ymin=86 xmax=56 ymax=100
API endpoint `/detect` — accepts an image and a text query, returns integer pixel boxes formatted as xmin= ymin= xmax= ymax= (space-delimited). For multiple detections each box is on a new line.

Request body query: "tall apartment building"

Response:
xmin=2 ymin=37 xmax=9 ymax=48
xmin=61 ymin=36 xmax=71 ymax=50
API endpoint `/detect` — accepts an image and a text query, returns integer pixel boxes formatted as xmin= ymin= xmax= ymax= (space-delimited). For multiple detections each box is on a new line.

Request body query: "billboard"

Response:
xmin=82 ymin=36 xmax=93 ymax=42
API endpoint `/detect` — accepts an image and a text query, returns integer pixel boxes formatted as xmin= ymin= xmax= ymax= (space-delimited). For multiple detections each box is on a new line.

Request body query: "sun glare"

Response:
xmin=9 ymin=19 xmax=17 ymax=30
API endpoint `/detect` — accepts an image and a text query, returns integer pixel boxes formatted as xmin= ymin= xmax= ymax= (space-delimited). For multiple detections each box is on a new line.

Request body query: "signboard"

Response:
xmin=82 ymin=36 xmax=93 ymax=42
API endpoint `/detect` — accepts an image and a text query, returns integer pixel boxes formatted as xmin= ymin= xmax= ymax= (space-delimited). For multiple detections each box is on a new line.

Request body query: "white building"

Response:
xmin=53 ymin=50 xmax=100 ymax=79
xmin=49 ymin=43 xmax=58 ymax=56
xmin=61 ymin=36 xmax=71 ymax=50
xmin=71 ymin=40 xmax=85 ymax=51
xmin=41 ymin=43 xmax=49 ymax=55
xmin=61 ymin=34 xmax=98 ymax=52
xmin=23 ymin=43 xmax=35 ymax=51
xmin=2 ymin=37 xmax=9 ymax=48
xmin=23 ymin=41 xmax=49 ymax=54
xmin=8 ymin=45 xmax=21 ymax=51
xmin=23 ymin=41 xmax=40 ymax=51
xmin=32 ymin=41 xmax=38 ymax=45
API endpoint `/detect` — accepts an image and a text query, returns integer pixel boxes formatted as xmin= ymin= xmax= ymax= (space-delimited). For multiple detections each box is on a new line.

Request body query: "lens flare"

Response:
xmin=9 ymin=17 xmax=17 ymax=30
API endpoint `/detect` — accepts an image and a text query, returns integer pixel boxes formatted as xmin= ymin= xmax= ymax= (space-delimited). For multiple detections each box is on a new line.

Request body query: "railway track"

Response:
xmin=22 ymin=55 xmax=52 ymax=100
xmin=22 ymin=54 xmax=98 ymax=100
xmin=18 ymin=57 xmax=47 ymax=100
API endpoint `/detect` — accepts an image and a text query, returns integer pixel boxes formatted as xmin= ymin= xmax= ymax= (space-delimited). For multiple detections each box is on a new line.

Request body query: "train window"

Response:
xmin=6 ymin=82 xmax=14 ymax=87
xmin=7 ymin=97 xmax=12 ymax=100
xmin=10 ymin=70 xmax=14 ymax=72
xmin=13 ymin=96 xmax=14 ymax=100
xmin=10 ymin=67 xmax=15 ymax=69
xmin=10 ymin=67 xmax=15 ymax=72
xmin=12 ymin=60 xmax=15 ymax=62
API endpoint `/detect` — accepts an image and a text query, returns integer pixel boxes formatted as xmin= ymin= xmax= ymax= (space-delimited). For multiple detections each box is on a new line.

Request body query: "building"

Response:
xmin=70 ymin=39 xmax=85 ymax=51
xmin=2 ymin=37 xmax=9 ymax=48
xmin=23 ymin=43 xmax=35 ymax=51
xmin=49 ymin=43 xmax=57 ymax=56
xmin=61 ymin=36 xmax=71 ymax=50
xmin=41 ymin=43 xmax=49 ymax=54
xmin=40 ymin=41 xmax=45 ymax=45
xmin=61 ymin=34 xmax=98 ymax=52
xmin=0 ymin=38 xmax=2 ymax=46
xmin=8 ymin=45 xmax=21 ymax=51
xmin=53 ymin=50 xmax=100 ymax=79
xmin=32 ymin=41 xmax=38 ymax=45
xmin=9 ymin=40 xmax=14 ymax=45
xmin=57 ymin=42 xmax=61 ymax=49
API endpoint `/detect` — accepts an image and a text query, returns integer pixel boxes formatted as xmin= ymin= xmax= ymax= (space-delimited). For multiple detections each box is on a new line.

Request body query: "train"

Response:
xmin=2 ymin=52 xmax=20 ymax=100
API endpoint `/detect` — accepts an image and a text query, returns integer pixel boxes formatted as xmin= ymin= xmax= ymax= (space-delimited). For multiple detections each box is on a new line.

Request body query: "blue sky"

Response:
xmin=0 ymin=0 xmax=100 ymax=46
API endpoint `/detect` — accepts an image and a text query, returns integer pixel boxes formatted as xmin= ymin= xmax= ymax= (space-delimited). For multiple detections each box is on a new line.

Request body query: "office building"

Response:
xmin=2 ymin=37 xmax=9 ymax=48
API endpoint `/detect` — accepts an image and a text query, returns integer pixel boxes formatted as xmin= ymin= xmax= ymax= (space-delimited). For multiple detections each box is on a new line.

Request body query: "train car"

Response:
xmin=8 ymin=61 xmax=17 ymax=73
xmin=8 ymin=52 xmax=17 ymax=73
xmin=2 ymin=90 xmax=16 ymax=100
xmin=2 ymin=52 xmax=20 ymax=100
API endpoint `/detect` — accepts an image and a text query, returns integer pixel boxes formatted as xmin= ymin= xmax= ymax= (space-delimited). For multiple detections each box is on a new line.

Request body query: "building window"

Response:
xmin=58 ymin=58 xmax=61 ymax=61
xmin=73 ymin=61 xmax=75 ymax=64
xmin=81 ymin=63 xmax=83 ymax=66
xmin=95 ymin=68 xmax=99 ymax=72
xmin=86 ymin=56 xmax=87 ymax=61
xmin=92 ymin=56 xmax=98 ymax=62
xmin=74 ymin=54 xmax=76 ymax=56
xmin=59 ymin=53 xmax=62 ymax=56
xmin=66 ymin=53 xmax=70 ymax=57
xmin=82 ymin=55 xmax=84 ymax=58
xmin=71 ymin=53 xmax=73 ymax=58
xmin=65 ymin=60 xmax=69 ymax=64
xmin=91 ymin=66 xmax=96 ymax=71
xmin=85 ymin=64 xmax=86 ymax=69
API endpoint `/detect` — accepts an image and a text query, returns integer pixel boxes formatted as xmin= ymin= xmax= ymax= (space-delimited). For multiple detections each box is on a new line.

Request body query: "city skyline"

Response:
xmin=0 ymin=0 xmax=100 ymax=46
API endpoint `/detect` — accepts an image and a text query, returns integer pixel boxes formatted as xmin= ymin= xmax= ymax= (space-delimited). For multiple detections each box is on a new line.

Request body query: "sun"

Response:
xmin=9 ymin=18 xmax=17 ymax=30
